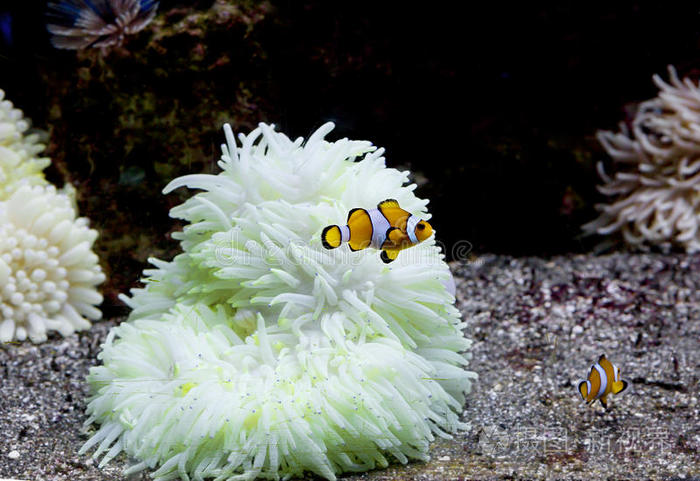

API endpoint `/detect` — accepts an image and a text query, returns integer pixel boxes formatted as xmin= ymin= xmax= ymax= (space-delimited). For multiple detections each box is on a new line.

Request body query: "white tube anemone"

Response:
xmin=86 ymin=122 xmax=475 ymax=480
xmin=0 ymin=89 xmax=50 ymax=200
xmin=584 ymin=66 xmax=700 ymax=252
xmin=0 ymin=184 xmax=105 ymax=343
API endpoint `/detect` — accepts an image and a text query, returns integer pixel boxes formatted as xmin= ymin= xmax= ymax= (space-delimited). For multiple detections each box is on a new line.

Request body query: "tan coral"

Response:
xmin=584 ymin=66 xmax=700 ymax=252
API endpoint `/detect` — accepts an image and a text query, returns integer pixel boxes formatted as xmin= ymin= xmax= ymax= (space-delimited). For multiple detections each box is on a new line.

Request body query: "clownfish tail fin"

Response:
xmin=322 ymin=225 xmax=342 ymax=249
xmin=612 ymin=379 xmax=629 ymax=395
xmin=577 ymin=379 xmax=588 ymax=401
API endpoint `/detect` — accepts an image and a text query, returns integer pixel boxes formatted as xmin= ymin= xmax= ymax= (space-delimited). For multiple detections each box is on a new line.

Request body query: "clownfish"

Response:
xmin=577 ymin=354 xmax=629 ymax=408
xmin=321 ymin=199 xmax=433 ymax=263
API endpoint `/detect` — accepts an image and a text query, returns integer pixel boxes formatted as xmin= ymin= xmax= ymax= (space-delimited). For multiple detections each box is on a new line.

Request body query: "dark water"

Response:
xmin=2 ymin=1 xmax=700 ymax=266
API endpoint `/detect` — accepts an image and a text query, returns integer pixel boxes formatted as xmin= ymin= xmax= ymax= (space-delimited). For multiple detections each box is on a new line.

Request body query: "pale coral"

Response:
xmin=0 ymin=90 xmax=105 ymax=343
xmin=0 ymin=184 xmax=105 ymax=343
xmin=585 ymin=67 xmax=700 ymax=252
xmin=0 ymin=90 xmax=50 ymax=200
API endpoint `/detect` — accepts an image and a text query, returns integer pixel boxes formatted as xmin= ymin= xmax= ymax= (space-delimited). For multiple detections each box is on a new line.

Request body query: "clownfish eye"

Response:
xmin=417 ymin=223 xmax=425 ymax=231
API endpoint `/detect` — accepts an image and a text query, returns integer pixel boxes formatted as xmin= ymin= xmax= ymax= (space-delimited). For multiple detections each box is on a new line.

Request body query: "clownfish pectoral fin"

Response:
xmin=612 ymin=379 xmax=629 ymax=395
xmin=577 ymin=380 xmax=588 ymax=401
xmin=321 ymin=225 xmax=342 ymax=249
xmin=380 ymin=249 xmax=400 ymax=264
xmin=599 ymin=395 xmax=608 ymax=409
xmin=377 ymin=199 xmax=400 ymax=210
xmin=386 ymin=226 xmax=404 ymax=245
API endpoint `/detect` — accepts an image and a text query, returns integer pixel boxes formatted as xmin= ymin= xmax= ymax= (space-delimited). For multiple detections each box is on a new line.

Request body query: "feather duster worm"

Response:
xmin=585 ymin=67 xmax=700 ymax=252
xmin=46 ymin=0 xmax=159 ymax=50
xmin=81 ymin=123 xmax=476 ymax=480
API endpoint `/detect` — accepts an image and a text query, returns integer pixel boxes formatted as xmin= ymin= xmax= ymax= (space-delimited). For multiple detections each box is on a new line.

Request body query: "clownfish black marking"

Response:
xmin=577 ymin=354 xmax=629 ymax=409
xmin=321 ymin=199 xmax=433 ymax=263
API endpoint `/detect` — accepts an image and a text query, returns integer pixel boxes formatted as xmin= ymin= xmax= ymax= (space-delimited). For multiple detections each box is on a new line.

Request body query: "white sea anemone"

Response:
xmin=0 ymin=89 xmax=50 ymax=200
xmin=584 ymin=66 xmax=700 ymax=252
xmin=0 ymin=184 xmax=105 ymax=343
xmin=82 ymin=123 xmax=476 ymax=480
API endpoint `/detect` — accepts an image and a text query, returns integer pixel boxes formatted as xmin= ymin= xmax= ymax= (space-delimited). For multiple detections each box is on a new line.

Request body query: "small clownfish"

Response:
xmin=577 ymin=354 xmax=629 ymax=409
xmin=321 ymin=199 xmax=433 ymax=263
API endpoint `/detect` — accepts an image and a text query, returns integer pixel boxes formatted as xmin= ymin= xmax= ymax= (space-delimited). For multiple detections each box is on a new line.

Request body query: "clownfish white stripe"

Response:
xmin=593 ymin=364 xmax=608 ymax=399
xmin=613 ymin=364 xmax=620 ymax=383
xmin=406 ymin=214 xmax=419 ymax=244
xmin=369 ymin=209 xmax=391 ymax=249
xmin=340 ymin=225 xmax=350 ymax=243
xmin=586 ymin=380 xmax=591 ymax=398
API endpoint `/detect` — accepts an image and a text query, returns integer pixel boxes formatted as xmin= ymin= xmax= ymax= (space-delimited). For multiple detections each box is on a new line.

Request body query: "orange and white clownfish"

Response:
xmin=577 ymin=354 xmax=629 ymax=408
xmin=321 ymin=199 xmax=433 ymax=263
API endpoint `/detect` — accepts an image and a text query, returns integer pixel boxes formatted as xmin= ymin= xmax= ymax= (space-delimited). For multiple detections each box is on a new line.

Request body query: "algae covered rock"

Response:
xmin=40 ymin=0 xmax=276 ymax=301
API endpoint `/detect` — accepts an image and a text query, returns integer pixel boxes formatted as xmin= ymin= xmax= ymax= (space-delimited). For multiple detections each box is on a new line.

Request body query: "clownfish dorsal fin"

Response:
xmin=377 ymin=199 xmax=400 ymax=210
xmin=347 ymin=207 xmax=363 ymax=223
xmin=599 ymin=354 xmax=607 ymax=363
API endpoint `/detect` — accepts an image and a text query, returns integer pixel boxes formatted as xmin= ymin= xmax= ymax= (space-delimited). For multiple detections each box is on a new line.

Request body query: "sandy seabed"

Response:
xmin=1 ymin=253 xmax=698 ymax=481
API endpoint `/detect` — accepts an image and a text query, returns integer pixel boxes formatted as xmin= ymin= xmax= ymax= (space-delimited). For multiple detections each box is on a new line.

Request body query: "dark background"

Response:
xmin=2 ymin=1 xmax=700 ymax=264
